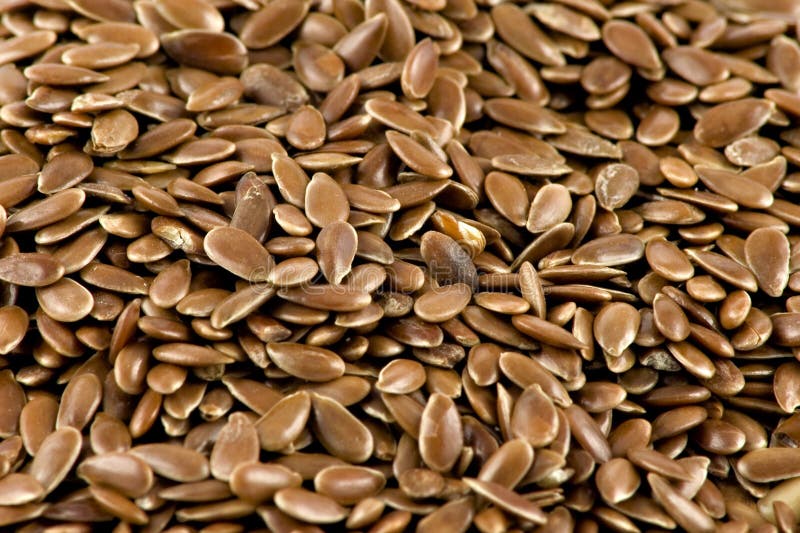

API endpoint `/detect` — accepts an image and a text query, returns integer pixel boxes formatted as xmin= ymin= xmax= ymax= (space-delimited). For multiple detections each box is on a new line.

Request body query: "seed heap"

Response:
xmin=1 ymin=0 xmax=800 ymax=530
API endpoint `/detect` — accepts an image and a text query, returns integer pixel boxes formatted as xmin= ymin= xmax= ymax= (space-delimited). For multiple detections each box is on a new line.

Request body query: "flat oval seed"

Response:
xmin=230 ymin=463 xmax=302 ymax=503
xmin=210 ymin=412 xmax=260 ymax=482
xmin=311 ymin=394 xmax=373 ymax=463
xmin=129 ymin=444 xmax=209 ymax=482
xmin=772 ymin=313 xmax=800 ymax=347
xmin=386 ymin=130 xmax=452 ymax=179
xmin=377 ymin=359 xmax=427 ymax=394
xmin=527 ymin=183 xmax=572 ymax=233
xmin=267 ymin=343 xmax=345 ymax=382
xmin=35 ymin=278 xmax=94 ymax=322
xmin=602 ymin=19 xmax=661 ymax=70
xmin=77 ymin=453 xmax=153 ymax=498
xmin=316 ymin=221 xmax=357 ymax=285
xmin=463 ymin=478 xmax=546 ymax=525
xmin=595 ymin=163 xmax=639 ymax=210
xmin=305 ymin=172 xmax=350 ymax=227
xmin=314 ymin=465 xmax=386 ymax=505
xmin=255 ymin=391 xmax=311 ymax=451
xmin=413 ymin=283 xmax=472 ymax=323
xmin=0 ymin=306 xmax=29 ymax=354
xmin=204 ymin=226 xmax=272 ymax=282
xmin=485 ymin=171 xmax=529 ymax=226
xmin=153 ymin=343 xmax=234 ymax=366
xmin=694 ymin=98 xmax=774 ymax=147
xmin=653 ymin=293 xmax=690 ymax=342
xmin=739 ymin=448 xmax=800 ymax=483
xmin=275 ymin=487 xmax=349 ymax=524
xmin=0 ymin=474 xmax=44 ymax=506
xmin=745 ymin=227 xmax=789 ymax=297
xmin=39 ymin=151 xmax=93 ymax=194
xmin=420 ymin=231 xmax=478 ymax=289
xmin=645 ymin=239 xmax=694 ymax=282
xmin=596 ymin=458 xmax=640 ymax=504
xmin=30 ymin=427 xmax=82 ymax=494
xmin=419 ymin=393 xmax=462 ymax=472
xmin=594 ymin=303 xmax=640 ymax=357
xmin=572 ymin=234 xmax=644 ymax=266
xmin=510 ymin=384 xmax=558 ymax=448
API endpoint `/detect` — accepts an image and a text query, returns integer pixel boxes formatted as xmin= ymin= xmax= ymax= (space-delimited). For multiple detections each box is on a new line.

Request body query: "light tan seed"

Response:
xmin=63 ymin=41 xmax=140 ymax=70
xmin=311 ymin=394 xmax=373 ymax=463
xmin=23 ymin=64 xmax=108 ymax=86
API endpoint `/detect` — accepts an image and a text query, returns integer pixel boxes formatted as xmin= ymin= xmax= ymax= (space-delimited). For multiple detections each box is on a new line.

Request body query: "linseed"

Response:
xmin=0 ymin=0 xmax=799 ymax=530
